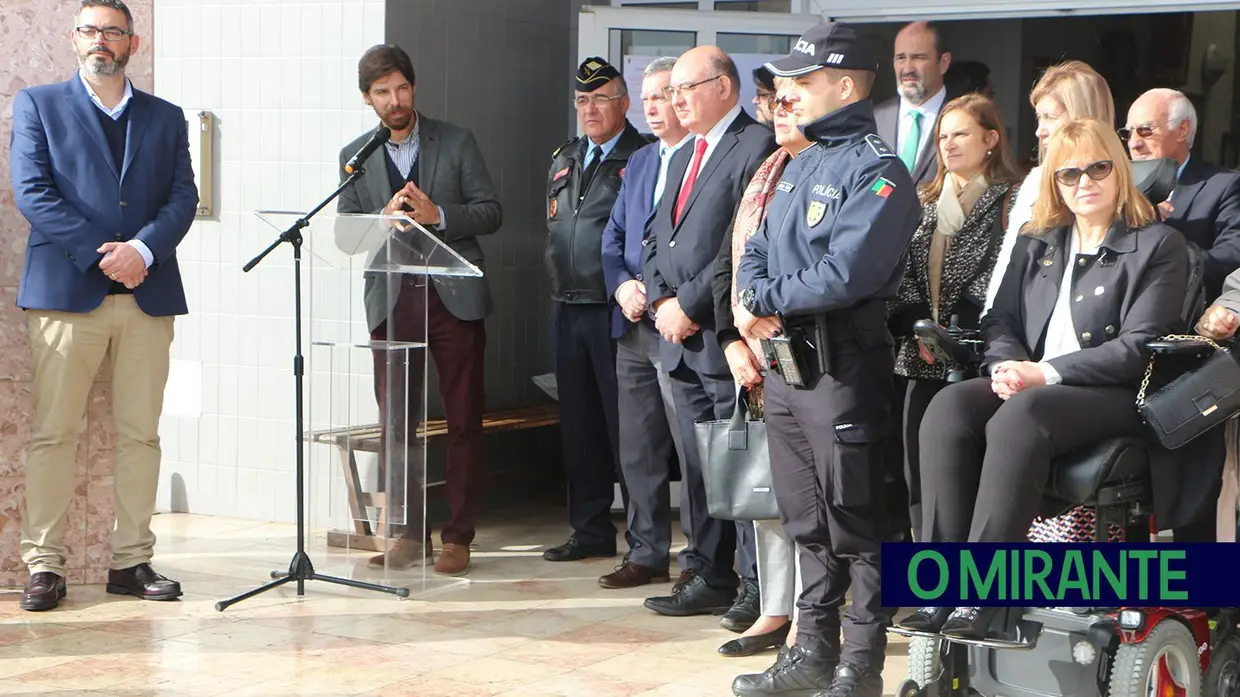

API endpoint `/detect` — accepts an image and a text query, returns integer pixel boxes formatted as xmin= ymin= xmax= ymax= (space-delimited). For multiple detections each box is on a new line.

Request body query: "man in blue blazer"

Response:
xmin=9 ymin=0 xmax=197 ymax=611
xmin=598 ymin=56 xmax=694 ymax=590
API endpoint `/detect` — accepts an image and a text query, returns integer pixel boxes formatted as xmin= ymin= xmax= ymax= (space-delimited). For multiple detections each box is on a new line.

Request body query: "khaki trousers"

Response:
xmin=21 ymin=296 xmax=174 ymax=576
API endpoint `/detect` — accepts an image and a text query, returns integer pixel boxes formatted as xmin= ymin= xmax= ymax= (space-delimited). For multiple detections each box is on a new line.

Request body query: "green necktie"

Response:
xmin=900 ymin=111 xmax=923 ymax=172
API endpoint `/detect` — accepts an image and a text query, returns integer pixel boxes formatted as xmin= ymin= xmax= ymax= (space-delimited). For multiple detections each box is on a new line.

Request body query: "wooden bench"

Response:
xmin=306 ymin=403 xmax=560 ymax=551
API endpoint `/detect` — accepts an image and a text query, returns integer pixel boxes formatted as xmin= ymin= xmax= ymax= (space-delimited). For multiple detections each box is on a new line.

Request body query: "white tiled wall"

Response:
xmin=153 ymin=0 xmax=387 ymax=525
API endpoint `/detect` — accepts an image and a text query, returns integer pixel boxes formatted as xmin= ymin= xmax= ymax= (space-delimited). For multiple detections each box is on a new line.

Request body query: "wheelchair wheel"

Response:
xmin=908 ymin=635 xmax=942 ymax=688
xmin=897 ymin=678 xmax=924 ymax=697
xmin=1107 ymin=619 xmax=1201 ymax=697
xmin=1205 ymin=635 xmax=1240 ymax=697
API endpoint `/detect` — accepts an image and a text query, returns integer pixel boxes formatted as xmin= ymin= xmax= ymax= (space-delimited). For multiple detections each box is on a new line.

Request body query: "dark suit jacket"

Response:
xmin=1165 ymin=157 xmax=1240 ymax=299
xmin=643 ymin=109 xmax=777 ymax=376
xmin=336 ymin=113 xmax=502 ymax=331
xmin=874 ymin=96 xmax=938 ymax=187
xmin=10 ymin=76 xmax=198 ymax=316
xmin=981 ymin=221 xmax=1187 ymax=386
xmin=601 ymin=140 xmax=661 ymax=339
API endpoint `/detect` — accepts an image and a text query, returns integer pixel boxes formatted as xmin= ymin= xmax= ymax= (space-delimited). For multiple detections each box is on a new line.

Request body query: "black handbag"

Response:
xmin=694 ymin=387 xmax=779 ymax=522
xmin=1136 ymin=334 xmax=1240 ymax=450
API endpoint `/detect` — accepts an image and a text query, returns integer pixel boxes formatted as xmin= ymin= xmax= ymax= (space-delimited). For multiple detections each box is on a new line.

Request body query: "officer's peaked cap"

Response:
xmin=765 ymin=22 xmax=878 ymax=77
xmin=576 ymin=56 xmax=622 ymax=92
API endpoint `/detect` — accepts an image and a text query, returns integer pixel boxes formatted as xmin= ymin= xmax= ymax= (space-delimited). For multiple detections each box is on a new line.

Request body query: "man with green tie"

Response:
xmin=873 ymin=21 xmax=951 ymax=186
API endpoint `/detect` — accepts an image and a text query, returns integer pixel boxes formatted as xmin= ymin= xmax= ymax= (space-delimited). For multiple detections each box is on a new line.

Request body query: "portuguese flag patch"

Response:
xmin=871 ymin=177 xmax=895 ymax=198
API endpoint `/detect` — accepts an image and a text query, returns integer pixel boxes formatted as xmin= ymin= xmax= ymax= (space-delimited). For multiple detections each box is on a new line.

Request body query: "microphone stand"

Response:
xmin=216 ymin=165 xmax=410 ymax=611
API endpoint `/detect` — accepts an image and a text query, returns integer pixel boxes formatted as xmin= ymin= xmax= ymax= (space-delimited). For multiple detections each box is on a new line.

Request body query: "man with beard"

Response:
xmin=875 ymin=21 xmax=951 ymax=187
xmin=337 ymin=44 xmax=502 ymax=577
xmin=874 ymin=20 xmax=951 ymax=546
xmin=10 ymin=0 xmax=198 ymax=611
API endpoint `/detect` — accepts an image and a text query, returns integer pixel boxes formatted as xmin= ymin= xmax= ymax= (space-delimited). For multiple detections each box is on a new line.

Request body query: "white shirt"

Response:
xmin=1038 ymin=228 xmax=1086 ymax=384
xmin=983 ymin=167 xmax=1042 ymax=314
xmin=78 ymin=70 xmax=152 ymax=269
xmin=678 ymin=103 xmax=744 ymax=192
xmin=653 ymin=134 xmax=694 ymax=206
xmin=899 ymin=86 xmax=947 ymax=166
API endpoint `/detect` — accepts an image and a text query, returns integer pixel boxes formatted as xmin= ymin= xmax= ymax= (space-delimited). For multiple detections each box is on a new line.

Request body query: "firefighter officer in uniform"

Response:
xmin=732 ymin=24 xmax=921 ymax=697
xmin=543 ymin=57 xmax=652 ymax=563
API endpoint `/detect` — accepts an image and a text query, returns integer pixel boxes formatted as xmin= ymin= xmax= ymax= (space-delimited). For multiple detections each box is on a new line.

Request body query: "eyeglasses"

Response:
xmin=1118 ymin=121 xmax=1171 ymax=140
xmin=772 ymin=94 xmax=795 ymax=112
xmin=755 ymin=91 xmax=776 ymax=108
xmin=1054 ymin=160 xmax=1114 ymax=187
xmin=661 ymin=75 xmax=721 ymax=99
xmin=573 ymin=94 xmax=625 ymax=109
xmin=75 ymin=25 xmax=132 ymax=42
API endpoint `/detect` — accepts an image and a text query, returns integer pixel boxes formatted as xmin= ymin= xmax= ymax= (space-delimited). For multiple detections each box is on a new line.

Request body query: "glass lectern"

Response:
xmin=255 ymin=210 xmax=482 ymax=591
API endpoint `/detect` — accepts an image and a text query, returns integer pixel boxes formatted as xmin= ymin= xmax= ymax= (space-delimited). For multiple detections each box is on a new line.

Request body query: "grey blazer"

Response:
xmin=874 ymin=96 xmax=938 ymax=187
xmin=336 ymin=114 xmax=502 ymax=331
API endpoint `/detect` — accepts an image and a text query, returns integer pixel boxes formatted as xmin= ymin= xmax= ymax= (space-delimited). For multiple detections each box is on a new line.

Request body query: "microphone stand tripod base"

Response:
xmin=215 ymin=166 xmax=412 ymax=612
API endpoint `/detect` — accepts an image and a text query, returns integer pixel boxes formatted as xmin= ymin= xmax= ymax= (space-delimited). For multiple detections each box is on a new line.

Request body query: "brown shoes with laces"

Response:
xmin=434 ymin=543 xmax=471 ymax=576
xmin=599 ymin=560 xmax=670 ymax=589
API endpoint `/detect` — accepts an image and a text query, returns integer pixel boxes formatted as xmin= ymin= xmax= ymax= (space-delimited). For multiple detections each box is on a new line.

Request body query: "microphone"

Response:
xmin=343 ymin=125 xmax=392 ymax=174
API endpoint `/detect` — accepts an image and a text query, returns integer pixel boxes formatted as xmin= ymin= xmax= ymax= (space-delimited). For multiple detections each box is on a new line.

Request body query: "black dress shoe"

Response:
xmin=542 ymin=538 xmax=616 ymax=562
xmin=718 ymin=621 xmax=790 ymax=657
xmin=106 ymin=563 xmax=182 ymax=601
xmin=20 ymin=572 xmax=66 ymax=612
xmin=815 ymin=662 xmax=883 ymax=697
xmin=939 ymin=606 xmax=999 ymax=639
xmin=897 ymin=606 xmax=954 ymax=633
xmin=644 ymin=574 xmax=735 ymax=617
xmin=720 ymin=580 xmax=761 ymax=632
xmin=731 ymin=643 xmax=838 ymax=697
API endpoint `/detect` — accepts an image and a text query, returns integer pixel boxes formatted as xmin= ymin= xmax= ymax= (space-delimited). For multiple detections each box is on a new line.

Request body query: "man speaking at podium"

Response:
xmin=337 ymin=44 xmax=502 ymax=577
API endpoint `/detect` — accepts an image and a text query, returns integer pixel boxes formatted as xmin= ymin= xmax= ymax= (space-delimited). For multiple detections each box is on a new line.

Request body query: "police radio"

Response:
xmin=762 ymin=326 xmax=812 ymax=388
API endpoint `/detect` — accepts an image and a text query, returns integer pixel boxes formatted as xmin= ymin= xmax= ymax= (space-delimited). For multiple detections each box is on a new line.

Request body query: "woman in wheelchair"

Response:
xmin=896 ymin=117 xmax=1189 ymax=640
xmin=888 ymin=93 xmax=1021 ymax=542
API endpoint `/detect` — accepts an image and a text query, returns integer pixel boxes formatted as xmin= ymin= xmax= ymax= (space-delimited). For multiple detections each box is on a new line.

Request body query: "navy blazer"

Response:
xmin=1165 ymin=157 xmax=1240 ymax=299
xmin=601 ymin=140 xmax=661 ymax=339
xmin=9 ymin=75 xmax=197 ymax=316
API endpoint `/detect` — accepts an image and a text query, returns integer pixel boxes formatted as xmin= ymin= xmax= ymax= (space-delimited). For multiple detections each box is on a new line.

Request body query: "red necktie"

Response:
xmin=673 ymin=137 xmax=709 ymax=225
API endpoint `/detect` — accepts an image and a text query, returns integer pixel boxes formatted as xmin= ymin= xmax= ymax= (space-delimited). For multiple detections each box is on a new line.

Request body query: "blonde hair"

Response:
xmin=1029 ymin=61 xmax=1115 ymax=163
xmin=1027 ymin=118 xmax=1155 ymax=234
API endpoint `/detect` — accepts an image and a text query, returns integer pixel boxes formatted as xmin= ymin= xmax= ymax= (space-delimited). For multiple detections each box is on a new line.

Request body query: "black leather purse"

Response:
xmin=694 ymin=387 xmax=779 ymax=522
xmin=1136 ymin=335 xmax=1240 ymax=450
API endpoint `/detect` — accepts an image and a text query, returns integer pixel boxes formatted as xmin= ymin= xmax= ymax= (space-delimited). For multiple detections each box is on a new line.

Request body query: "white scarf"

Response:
xmin=929 ymin=172 xmax=988 ymax=321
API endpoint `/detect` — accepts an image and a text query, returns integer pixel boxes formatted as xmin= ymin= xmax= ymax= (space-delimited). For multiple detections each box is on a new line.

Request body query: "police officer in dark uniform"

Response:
xmin=732 ymin=24 xmax=921 ymax=697
xmin=542 ymin=57 xmax=653 ymax=562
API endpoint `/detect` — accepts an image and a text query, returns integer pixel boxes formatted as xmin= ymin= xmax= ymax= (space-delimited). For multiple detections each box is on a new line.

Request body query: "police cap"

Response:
xmin=576 ymin=56 xmax=622 ymax=92
xmin=765 ymin=22 xmax=878 ymax=77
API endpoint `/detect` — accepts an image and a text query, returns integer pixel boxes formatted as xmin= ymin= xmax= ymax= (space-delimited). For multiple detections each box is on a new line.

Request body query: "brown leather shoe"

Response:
xmin=21 ymin=572 xmax=66 ymax=611
xmin=599 ymin=561 xmax=671 ymax=589
xmin=672 ymin=568 xmax=697 ymax=594
xmin=106 ymin=563 xmax=182 ymax=601
xmin=368 ymin=538 xmax=432 ymax=570
xmin=434 ymin=543 xmax=470 ymax=576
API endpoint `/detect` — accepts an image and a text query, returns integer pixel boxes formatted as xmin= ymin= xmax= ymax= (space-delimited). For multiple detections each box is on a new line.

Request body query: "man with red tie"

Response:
xmin=641 ymin=46 xmax=775 ymax=619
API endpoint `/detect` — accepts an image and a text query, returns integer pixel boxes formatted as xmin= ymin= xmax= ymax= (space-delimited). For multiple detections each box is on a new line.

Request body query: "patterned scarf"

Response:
xmin=730 ymin=147 xmax=792 ymax=409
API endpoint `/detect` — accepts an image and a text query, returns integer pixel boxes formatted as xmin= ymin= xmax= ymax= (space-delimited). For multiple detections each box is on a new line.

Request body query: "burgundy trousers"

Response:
xmin=370 ymin=277 xmax=486 ymax=546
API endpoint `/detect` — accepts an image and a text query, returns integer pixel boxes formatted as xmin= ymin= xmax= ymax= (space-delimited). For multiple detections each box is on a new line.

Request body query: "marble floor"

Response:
xmin=0 ymin=510 xmax=912 ymax=696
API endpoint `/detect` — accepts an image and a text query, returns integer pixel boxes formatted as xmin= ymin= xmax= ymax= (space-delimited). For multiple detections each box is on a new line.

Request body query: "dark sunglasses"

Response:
xmin=1118 ymin=122 xmax=1166 ymax=140
xmin=1054 ymin=160 xmax=1114 ymax=187
xmin=772 ymin=94 xmax=795 ymax=112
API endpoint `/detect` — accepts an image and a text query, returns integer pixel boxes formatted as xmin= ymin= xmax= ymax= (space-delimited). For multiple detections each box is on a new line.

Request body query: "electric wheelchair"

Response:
xmin=887 ymin=157 xmax=1240 ymax=697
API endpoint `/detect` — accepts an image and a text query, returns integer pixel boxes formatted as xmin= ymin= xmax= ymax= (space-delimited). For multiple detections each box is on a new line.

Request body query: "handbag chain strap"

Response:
xmin=1136 ymin=334 xmax=1229 ymax=406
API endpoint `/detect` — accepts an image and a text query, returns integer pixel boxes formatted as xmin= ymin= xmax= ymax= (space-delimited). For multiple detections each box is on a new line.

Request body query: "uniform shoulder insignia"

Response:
xmin=864 ymin=134 xmax=897 ymax=160
xmin=552 ymin=137 xmax=578 ymax=160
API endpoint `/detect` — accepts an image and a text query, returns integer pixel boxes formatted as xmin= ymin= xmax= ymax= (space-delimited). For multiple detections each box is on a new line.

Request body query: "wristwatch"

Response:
xmin=740 ymin=286 xmax=758 ymax=314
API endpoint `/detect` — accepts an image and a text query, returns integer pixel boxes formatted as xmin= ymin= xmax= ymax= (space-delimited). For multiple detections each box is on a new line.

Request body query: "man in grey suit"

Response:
xmin=337 ymin=44 xmax=502 ymax=577
xmin=872 ymin=21 xmax=951 ymax=187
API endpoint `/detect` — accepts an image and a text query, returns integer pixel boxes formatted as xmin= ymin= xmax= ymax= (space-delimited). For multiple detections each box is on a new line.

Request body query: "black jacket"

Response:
xmin=544 ymin=122 xmax=651 ymax=304
xmin=644 ymin=108 xmax=776 ymax=376
xmin=1164 ymin=157 xmax=1240 ymax=299
xmin=736 ymin=100 xmax=920 ymax=329
xmin=981 ymin=221 xmax=1188 ymax=387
